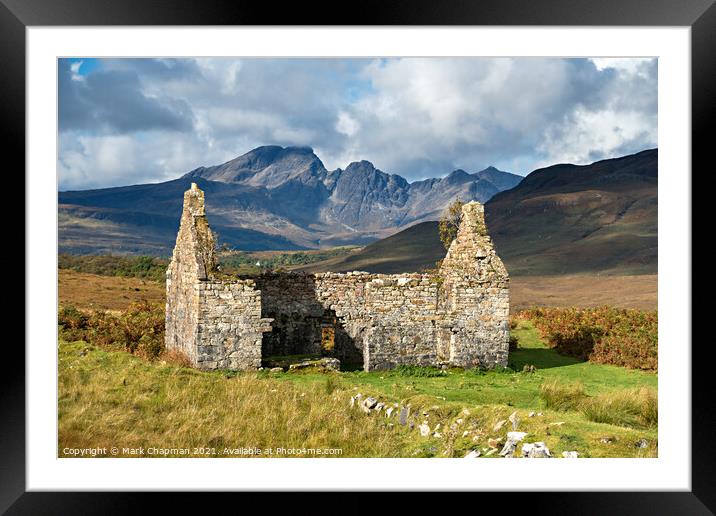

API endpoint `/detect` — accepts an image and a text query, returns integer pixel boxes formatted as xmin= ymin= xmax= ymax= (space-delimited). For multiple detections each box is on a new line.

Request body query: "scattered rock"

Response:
xmin=636 ymin=439 xmax=649 ymax=449
xmin=269 ymin=367 xmax=283 ymax=373
xmin=485 ymin=448 xmax=497 ymax=457
xmin=456 ymin=418 xmax=464 ymax=425
xmin=461 ymin=409 xmax=471 ymax=416
xmin=508 ymin=411 xmax=520 ymax=430
xmin=599 ymin=437 xmax=613 ymax=444
xmin=433 ymin=432 xmax=442 ymax=438
xmin=537 ymin=412 xmax=543 ymax=417
xmin=464 ymin=450 xmax=481 ymax=458
xmin=419 ymin=424 xmax=431 ymax=437
xmin=500 ymin=432 xmax=528 ymax=458
xmin=361 ymin=397 xmax=378 ymax=413
xmin=499 ymin=440 xmax=517 ymax=457
xmin=528 ymin=412 xmax=535 ymax=418
xmin=548 ymin=422 xmax=565 ymax=427
xmin=385 ymin=407 xmax=394 ymax=418
xmin=399 ymin=406 xmax=409 ymax=425
xmin=522 ymin=442 xmax=552 ymax=458
xmin=493 ymin=419 xmax=507 ymax=432
xmin=562 ymin=451 xmax=579 ymax=458
xmin=507 ymin=431 xmax=527 ymax=442
xmin=487 ymin=438 xmax=502 ymax=449
xmin=462 ymin=431 xmax=470 ymax=438
xmin=288 ymin=357 xmax=341 ymax=372
xmin=375 ymin=402 xmax=385 ymax=412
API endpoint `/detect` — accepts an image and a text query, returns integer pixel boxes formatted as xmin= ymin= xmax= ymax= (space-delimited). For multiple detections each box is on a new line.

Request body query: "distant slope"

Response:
xmin=59 ymin=145 xmax=522 ymax=255
xmin=487 ymin=148 xmax=657 ymax=275
xmin=296 ymin=149 xmax=657 ymax=276
xmin=296 ymin=221 xmax=445 ymax=274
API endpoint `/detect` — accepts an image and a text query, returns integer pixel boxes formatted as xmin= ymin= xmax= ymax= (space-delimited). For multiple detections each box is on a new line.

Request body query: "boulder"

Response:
xmin=464 ymin=450 xmax=481 ymax=458
xmin=419 ymin=424 xmax=431 ymax=437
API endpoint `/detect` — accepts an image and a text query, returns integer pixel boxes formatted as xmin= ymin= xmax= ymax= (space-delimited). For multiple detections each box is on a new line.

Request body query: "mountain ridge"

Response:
xmin=59 ymin=145 xmax=523 ymax=254
xmin=295 ymin=148 xmax=658 ymax=276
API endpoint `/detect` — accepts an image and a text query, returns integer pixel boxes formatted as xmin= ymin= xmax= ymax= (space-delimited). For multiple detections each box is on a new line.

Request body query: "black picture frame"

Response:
xmin=6 ymin=0 xmax=710 ymax=512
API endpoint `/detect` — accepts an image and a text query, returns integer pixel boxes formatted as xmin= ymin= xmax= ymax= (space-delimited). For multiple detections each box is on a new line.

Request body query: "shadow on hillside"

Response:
xmin=508 ymin=348 xmax=583 ymax=371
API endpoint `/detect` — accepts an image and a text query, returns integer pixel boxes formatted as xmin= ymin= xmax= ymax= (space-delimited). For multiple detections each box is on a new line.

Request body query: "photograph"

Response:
xmin=56 ymin=56 xmax=659 ymax=460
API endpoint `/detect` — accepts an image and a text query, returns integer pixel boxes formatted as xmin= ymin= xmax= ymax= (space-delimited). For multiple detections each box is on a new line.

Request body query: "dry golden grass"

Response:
xmin=58 ymin=341 xmax=411 ymax=458
xmin=510 ymin=274 xmax=657 ymax=311
xmin=59 ymin=338 xmax=659 ymax=459
xmin=59 ymin=269 xmax=165 ymax=312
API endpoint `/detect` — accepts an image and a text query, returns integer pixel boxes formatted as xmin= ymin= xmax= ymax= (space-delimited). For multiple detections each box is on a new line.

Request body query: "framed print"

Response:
xmin=7 ymin=0 xmax=712 ymax=511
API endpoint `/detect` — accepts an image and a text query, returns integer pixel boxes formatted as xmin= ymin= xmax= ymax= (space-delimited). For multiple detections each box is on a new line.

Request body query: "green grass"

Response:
xmin=58 ymin=318 xmax=658 ymax=458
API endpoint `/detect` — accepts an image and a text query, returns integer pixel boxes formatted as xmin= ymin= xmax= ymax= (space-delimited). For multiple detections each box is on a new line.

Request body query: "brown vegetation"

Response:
xmin=520 ymin=306 xmax=657 ymax=371
xmin=59 ymin=269 xmax=165 ymax=311
xmin=58 ymin=301 xmax=166 ymax=360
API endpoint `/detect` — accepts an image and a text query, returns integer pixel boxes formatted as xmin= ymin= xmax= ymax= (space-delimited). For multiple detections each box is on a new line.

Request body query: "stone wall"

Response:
xmin=165 ymin=184 xmax=510 ymax=371
xmin=438 ymin=201 xmax=510 ymax=367
xmin=165 ymin=183 xmax=272 ymax=370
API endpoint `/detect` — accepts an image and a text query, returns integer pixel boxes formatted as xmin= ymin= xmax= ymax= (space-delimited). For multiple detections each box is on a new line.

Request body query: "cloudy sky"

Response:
xmin=58 ymin=57 xmax=657 ymax=191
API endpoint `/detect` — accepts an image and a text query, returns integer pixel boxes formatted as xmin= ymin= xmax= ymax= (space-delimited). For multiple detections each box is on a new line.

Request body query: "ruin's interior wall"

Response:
xmin=251 ymin=272 xmax=443 ymax=370
xmin=252 ymin=274 xmax=326 ymax=359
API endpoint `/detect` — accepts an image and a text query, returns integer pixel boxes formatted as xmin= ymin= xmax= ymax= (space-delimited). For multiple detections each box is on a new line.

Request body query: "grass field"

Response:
xmin=58 ymin=269 xmax=657 ymax=312
xmin=58 ymin=319 xmax=657 ymax=458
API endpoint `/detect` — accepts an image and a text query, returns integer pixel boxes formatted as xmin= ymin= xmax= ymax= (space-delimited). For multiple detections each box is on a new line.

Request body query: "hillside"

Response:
xmin=296 ymin=221 xmax=444 ymax=274
xmin=296 ymin=149 xmax=657 ymax=276
xmin=58 ymin=145 xmax=522 ymax=254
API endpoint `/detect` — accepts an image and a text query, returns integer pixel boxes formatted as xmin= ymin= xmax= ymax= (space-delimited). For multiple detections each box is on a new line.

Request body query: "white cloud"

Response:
xmin=58 ymin=57 xmax=657 ymax=189
xmin=69 ymin=60 xmax=84 ymax=82
xmin=335 ymin=111 xmax=359 ymax=137
xmin=536 ymin=107 xmax=657 ymax=168
xmin=590 ymin=57 xmax=654 ymax=73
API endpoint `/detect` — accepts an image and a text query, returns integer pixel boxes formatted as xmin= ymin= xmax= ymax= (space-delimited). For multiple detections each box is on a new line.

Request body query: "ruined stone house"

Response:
xmin=165 ymin=183 xmax=510 ymax=371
